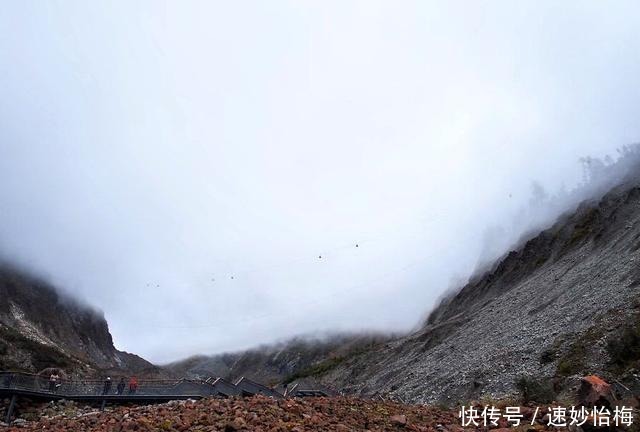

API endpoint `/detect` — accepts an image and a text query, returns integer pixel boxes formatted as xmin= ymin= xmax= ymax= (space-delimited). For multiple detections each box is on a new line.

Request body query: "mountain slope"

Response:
xmin=0 ymin=264 xmax=163 ymax=378
xmin=316 ymin=179 xmax=640 ymax=403
xmin=166 ymin=333 xmax=391 ymax=387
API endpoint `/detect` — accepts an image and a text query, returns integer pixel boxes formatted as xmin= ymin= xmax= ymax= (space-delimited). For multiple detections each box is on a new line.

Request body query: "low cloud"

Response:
xmin=1 ymin=2 xmax=640 ymax=362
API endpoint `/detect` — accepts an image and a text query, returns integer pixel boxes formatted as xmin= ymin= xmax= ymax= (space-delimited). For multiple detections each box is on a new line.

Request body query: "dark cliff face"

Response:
xmin=0 ymin=264 xmax=162 ymax=377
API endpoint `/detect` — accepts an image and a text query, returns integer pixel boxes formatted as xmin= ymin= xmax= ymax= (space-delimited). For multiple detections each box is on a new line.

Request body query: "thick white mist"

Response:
xmin=1 ymin=1 xmax=640 ymax=362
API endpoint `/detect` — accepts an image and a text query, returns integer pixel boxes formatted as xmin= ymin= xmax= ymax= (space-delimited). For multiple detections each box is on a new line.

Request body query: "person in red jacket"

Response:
xmin=128 ymin=376 xmax=138 ymax=394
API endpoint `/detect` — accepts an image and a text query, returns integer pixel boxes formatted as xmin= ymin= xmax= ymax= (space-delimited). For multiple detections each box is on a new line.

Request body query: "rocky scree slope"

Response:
xmin=0 ymin=264 xmax=162 ymax=377
xmin=318 ymin=179 xmax=640 ymax=403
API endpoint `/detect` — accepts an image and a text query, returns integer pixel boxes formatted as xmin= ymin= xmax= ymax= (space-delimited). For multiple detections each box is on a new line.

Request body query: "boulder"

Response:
xmin=391 ymin=414 xmax=407 ymax=426
xmin=578 ymin=375 xmax=614 ymax=407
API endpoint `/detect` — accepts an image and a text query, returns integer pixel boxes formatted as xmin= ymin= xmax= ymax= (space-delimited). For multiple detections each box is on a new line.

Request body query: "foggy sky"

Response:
xmin=1 ymin=1 xmax=640 ymax=363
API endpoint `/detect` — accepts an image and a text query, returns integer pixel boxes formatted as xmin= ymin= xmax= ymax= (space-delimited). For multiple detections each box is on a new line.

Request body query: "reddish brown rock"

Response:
xmin=578 ymin=375 xmax=614 ymax=407
xmin=3 ymin=396 xmax=576 ymax=432
xmin=391 ymin=414 xmax=408 ymax=426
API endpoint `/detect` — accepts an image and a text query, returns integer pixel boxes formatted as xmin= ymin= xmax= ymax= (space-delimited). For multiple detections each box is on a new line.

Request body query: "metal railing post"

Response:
xmin=4 ymin=394 xmax=17 ymax=425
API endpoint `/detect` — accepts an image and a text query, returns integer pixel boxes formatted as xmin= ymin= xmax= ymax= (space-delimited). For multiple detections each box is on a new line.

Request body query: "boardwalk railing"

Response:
xmin=1 ymin=371 xmax=339 ymax=424
xmin=0 ymin=371 xmax=284 ymax=399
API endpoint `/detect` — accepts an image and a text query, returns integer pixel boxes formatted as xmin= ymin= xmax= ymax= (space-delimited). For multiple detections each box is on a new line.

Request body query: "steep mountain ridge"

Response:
xmin=316 ymin=178 xmax=640 ymax=402
xmin=0 ymin=264 xmax=162 ymax=378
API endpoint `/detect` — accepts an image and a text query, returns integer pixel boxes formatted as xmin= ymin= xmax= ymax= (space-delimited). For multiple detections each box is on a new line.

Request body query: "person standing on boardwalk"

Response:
xmin=116 ymin=378 xmax=126 ymax=395
xmin=48 ymin=372 xmax=59 ymax=392
xmin=3 ymin=372 xmax=15 ymax=388
xmin=128 ymin=376 xmax=138 ymax=394
xmin=102 ymin=376 xmax=112 ymax=395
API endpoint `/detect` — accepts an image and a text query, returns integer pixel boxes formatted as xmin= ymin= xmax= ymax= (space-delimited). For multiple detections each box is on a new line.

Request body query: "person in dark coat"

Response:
xmin=3 ymin=373 xmax=15 ymax=388
xmin=102 ymin=376 xmax=112 ymax=395
xmin=116 ymin=378 xmax=126 ymax=395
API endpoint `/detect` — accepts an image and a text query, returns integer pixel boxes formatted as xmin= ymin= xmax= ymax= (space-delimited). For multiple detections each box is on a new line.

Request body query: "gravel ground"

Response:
xmin=0 ymin=396 xmax=574 ymax=432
